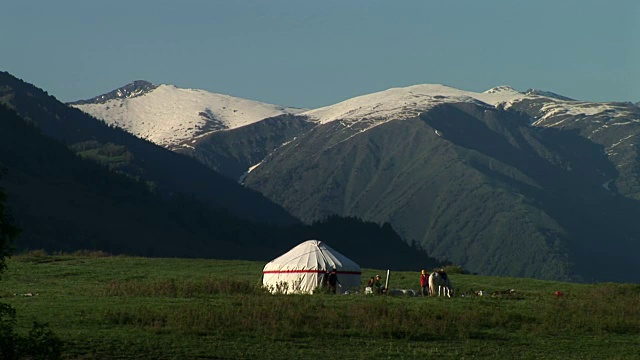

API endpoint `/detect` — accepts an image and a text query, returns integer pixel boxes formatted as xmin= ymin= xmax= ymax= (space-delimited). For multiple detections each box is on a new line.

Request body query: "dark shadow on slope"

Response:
xmin=186 ymin=114 xmax=316 ymax=180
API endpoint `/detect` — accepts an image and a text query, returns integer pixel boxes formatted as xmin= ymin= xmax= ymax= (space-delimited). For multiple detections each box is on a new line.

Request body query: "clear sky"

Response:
xmin=2 ymin=0 xmax=639 ymax=108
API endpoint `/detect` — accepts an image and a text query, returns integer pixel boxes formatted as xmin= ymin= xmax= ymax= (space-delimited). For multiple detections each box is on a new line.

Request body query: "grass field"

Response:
xmin=1 ymin=251 xmax=639 ymax=359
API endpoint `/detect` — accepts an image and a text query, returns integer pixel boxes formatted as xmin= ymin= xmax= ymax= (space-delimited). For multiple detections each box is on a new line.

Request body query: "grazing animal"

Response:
xmin=429 ymin=272 xmax=454 ymax=297
xmin=388 ymin=289 xmax=417 ymax=297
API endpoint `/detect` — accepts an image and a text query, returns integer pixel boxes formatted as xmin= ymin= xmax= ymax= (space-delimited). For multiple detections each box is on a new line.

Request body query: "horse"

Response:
xmin=429 ymin=271 xmax=454 ymax=297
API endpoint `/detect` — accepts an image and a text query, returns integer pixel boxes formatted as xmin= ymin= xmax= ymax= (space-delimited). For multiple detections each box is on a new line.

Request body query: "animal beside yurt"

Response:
xmin=262 ymin=240 xmax=361 ymax=294
xmin=429 ymin=271 xmax=454 ymax=297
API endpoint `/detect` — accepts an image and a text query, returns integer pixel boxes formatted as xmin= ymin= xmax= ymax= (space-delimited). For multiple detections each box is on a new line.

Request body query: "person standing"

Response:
xmin=437 ymin=268 xmax=448 ymax=282
xmin=326 ymin=268 xmax=340 ymax=294
xmin=420 ymin=269 xmax=429 ymax=296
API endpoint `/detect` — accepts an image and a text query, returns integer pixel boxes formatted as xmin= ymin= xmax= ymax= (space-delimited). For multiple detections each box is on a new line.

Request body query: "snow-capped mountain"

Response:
xmin=300 ymin=84 xmax=634 ymax=129
xmin=72 ymin=81 xmax=635 ymax=170
xmin=70 ymin=81 xmax=306 ymax=149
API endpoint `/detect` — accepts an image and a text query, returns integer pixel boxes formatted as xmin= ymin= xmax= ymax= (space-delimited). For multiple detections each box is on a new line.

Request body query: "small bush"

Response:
xmin=17 ymin=249 xmax=48 ymax=258
xmin=69 ymin=249 xmax=112 ymax=258
xmin=0 ymin=303 xmax=62 ymax=360
xmin=97 ymin=278 xmax=265 ymax=297
xmin=20 ymin=322 xmax=64 ymax=359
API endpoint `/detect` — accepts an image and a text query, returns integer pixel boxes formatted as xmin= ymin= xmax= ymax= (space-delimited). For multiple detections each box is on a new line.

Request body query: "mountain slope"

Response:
xmin=0 ymin=71 xmax=298 ymax=225
xmin=178 ymin=114 xmax=317 ymax=180
xmin=507 ymin=97 xmax=640 ymax=200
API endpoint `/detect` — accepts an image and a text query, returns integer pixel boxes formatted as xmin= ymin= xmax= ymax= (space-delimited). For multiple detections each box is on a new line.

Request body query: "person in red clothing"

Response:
xmin=420 ymin=269 xmax=429 ymax=296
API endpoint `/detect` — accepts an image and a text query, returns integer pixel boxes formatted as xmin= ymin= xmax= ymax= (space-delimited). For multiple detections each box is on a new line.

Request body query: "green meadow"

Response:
xmin=1 ymin=251 xmax=639 ymax=359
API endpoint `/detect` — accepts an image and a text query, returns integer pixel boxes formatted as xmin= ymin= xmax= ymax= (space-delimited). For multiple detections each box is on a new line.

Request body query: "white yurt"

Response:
xmin=262 ymin=240 xmax=361 ymax=294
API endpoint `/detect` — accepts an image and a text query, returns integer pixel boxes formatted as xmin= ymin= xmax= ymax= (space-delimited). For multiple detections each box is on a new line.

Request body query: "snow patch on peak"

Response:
xmin=484 ymin=86 xmax=520 ymax=95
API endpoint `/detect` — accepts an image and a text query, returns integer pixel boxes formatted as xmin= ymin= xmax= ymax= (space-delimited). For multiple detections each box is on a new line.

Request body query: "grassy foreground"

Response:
xmin=1 ymin=252 xmax=639 ymax=359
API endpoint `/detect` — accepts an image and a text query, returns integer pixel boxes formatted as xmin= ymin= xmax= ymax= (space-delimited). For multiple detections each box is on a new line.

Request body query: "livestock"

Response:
xmin=387 ymin=289 xmax=417 ymax=297
xmin=429 ymin=271 xmax=454 ymax=297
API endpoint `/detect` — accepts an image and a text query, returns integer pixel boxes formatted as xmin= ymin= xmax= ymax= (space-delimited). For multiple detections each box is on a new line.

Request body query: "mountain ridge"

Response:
xmin=68 ymin=80 xmax=158 ymax=105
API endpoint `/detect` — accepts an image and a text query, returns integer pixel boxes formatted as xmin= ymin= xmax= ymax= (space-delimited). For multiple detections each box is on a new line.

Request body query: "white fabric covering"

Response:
xmin=263 ymin=240 xmax=362 ymax=294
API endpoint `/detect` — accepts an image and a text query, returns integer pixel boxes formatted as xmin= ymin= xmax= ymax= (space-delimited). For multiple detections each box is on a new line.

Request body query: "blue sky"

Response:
xmin=2 ymin=0 xmax=639 ymax=108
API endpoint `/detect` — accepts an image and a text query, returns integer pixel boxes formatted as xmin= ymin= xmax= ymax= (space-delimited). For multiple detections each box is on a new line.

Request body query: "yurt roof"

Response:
xmin=263 ymin=240 xmax=360 ymax=273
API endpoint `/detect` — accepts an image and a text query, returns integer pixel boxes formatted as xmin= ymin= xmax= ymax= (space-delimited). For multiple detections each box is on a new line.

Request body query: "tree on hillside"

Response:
xmin=0 ymin=172 xmax=20 ymax=274
xmin=0 ymin=173 xmax=62 ymax=359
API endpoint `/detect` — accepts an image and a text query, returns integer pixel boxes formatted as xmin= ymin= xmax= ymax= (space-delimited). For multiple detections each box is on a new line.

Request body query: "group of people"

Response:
xmin=324 ymin=267 xmax=448 ymax=296
xmin=324 ymin=268 xmax=385 ymax=295
xmin=365 ymin=274 xmax=385 ymax=294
